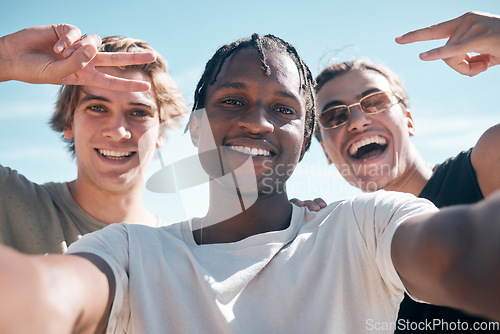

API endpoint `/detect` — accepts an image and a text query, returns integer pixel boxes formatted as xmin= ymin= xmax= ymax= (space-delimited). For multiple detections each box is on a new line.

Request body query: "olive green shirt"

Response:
xmin=0 ymin=164 xmax=110 ymax=254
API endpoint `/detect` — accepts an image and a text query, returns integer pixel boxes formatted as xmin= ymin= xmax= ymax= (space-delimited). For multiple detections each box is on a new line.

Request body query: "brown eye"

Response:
xmin=88 ymin=105 xmax=106 ymax=113
xmin=222 ymin=99 xmax=243 ymax=106
xmin=131 ymin=110 xmax=150 ymax=117
xmin=360 ymin=92 xmax=392 ymax=114
xmin=275 ymin=106 xmax=294 ymax=115
xmin=320 ymin=106 xmax=349 ymax=128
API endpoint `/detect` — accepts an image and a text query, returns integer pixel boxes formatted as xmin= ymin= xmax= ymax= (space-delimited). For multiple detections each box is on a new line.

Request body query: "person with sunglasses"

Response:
xmin=315 ymin=11 xmax=500 ymax=332
xmin=1 ymin=27 xmax=500 ymax=333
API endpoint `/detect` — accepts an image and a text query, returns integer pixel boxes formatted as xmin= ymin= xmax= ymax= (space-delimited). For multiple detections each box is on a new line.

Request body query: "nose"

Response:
xmin=346 ymin=104 xmax=372 ymax=132
xmin=102 ymin=114 xmax=132 ymax=141
xmin=237 ymin=103 xmax=274 ymax=134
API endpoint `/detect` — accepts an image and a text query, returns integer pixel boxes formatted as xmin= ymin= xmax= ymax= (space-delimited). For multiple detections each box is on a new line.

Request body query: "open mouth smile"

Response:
xmin=96 ymin=149 xmax=135 ymax=160
xmin=348 ymin=135 xmax=388 ymax=160
xmin=229 ymin=145 xmax=272 ymax=157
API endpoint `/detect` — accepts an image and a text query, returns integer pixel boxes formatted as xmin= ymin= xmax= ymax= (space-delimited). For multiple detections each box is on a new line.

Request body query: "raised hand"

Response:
xmin=396 ymin=11 xmax=500 ymax=76
xmin=0 ymin=24 xmax=156 ymax=91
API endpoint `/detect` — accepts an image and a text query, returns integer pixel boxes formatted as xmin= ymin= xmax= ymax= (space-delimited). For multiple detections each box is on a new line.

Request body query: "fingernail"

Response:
xmin=420 ymin=52 xmax=429 ymax=59
xmin=83 ymin=46 xmax=93 ymax=59
xmin=56 ymin=44 xmax=64 ymax=53
xmin=66 ymin=48 xmax=74 ymax=57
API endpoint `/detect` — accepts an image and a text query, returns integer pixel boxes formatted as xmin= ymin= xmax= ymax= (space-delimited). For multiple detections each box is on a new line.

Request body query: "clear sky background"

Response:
xmin=1 ymin=0 xmax=498 ymax=223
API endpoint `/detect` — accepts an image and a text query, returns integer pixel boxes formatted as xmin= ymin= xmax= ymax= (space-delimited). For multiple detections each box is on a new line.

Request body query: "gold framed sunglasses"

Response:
xmin=318 ymin=91 xmax=403 ymax=129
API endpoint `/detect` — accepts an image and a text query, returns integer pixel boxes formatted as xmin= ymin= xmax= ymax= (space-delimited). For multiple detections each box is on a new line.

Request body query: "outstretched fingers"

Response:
xmin=93 ymin=52 xmax=157 ymax=67
xmin=396 ymin=16 xmax=462 ymax=45
xmin=395 ymin=11 xmax=500 ymax=76
xmin=83 ymin=71 xmax=152 ymax=92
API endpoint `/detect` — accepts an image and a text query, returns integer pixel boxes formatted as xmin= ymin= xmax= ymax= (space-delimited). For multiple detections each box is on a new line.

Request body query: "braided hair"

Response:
xmin=190 ymin=33 xmax=316 ymax=152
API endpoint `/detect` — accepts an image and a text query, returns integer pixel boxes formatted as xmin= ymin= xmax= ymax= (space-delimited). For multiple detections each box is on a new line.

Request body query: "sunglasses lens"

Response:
xmin=360 ymin=92 xmax=392 ymax=114
xmin=320 ymin=107 xmax=349 ymax=128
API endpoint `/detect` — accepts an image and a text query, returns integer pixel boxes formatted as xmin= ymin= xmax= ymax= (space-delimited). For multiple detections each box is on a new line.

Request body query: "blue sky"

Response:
xmin=1 ymin=0 xmax=498 ymax=223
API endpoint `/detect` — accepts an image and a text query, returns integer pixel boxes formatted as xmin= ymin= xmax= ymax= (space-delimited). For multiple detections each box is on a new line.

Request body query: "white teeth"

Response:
xmin=98 ymin=149 xmax=133 ymax=159
xmin=348 ymin=136 xmax=387 ymax=156
xmin=229 ymin=145 xmax=271 ymax=157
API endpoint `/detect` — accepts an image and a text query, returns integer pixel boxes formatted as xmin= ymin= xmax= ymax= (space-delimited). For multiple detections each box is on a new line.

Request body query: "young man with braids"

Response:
xmin=0 ymin=24 xmax=186 ymax=254
xmin=1 ymin=30 xmax=500 ymax=333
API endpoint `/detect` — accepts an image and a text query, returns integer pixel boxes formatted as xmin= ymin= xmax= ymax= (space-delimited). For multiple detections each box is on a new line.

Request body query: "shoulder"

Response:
xmin=0 ymin=164 xmax=34 ymax=189
xmin=41 ymin=181 xmax=73 ymax=201
xmin=68 ymin=223 xmax=131 ymax=250
xmin=309 ymin=191 xmax=436 ymax=235
xmin=349 ymin=190 xmax=435 ymax=213
xmin=0 ymin=165 xmax=67 ymax=201
xmin=312 ymin=191 xmax=435 ymax=220
xmin=434 ymin=149 xmax=472 ymax=171
xmin=471 ymin=124 xmax=500 ymax=197
xmin=0 ymin=165 xmax=61 ymax=205
xmin=472 ymin=124 xmax=500 ymax=161
xmin=100 ymin=220 xmax=190 ymax=249
xmin=0 ymin=164 xmax=12 ymax=184
xmin=345 ymin=191 xmax=437 ymax=236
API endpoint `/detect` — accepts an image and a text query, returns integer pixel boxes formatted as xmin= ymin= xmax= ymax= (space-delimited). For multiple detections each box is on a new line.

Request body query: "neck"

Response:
xmin=193 ymin=181 xmax=292 ymax=244
xmin=67 ymin=179 xmax=156 ymax=226
xmin=384 ymin=147 xmax=434 ymax=196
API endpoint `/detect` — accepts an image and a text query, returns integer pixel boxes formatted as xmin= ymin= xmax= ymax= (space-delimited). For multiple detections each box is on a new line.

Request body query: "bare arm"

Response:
xmin=392 ymin=190 xmax=500 ymax=321
xmin=396 ymin=11 xmax=500 ymax=76
xmin=0 ymin=245 xmax=113 ymax=333
xmin=0 ymin=24 xmax=155 ymax=91
xmin=471 ymin=124 xmax=500 ymax=198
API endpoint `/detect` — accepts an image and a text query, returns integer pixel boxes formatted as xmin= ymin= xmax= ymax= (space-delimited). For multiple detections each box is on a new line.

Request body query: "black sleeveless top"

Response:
xmin=395 ymin=149 xmax=492 ymax=333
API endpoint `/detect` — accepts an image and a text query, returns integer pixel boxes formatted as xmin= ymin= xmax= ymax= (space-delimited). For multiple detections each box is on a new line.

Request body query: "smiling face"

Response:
xmin=63 ymin=67 xmax=164 ymax=193
xmin=192 ymin=47 xmax=307 ymax=196
xmin=317 ymin=69 xmax=416 ymax=192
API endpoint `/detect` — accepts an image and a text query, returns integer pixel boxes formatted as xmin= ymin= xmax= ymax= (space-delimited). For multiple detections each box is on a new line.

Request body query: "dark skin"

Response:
xmin=189 ymin=47 xmax=308 ymax=244
xmin=1 ymin=23 xmax=500 ymax=333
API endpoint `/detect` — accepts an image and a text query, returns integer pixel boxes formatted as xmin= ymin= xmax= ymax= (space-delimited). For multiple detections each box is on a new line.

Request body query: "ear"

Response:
xmin=189 ymin=114 xmax=200 ymax=148
xmin=63 ymin=124 xmax=74 ymax=140
xmin=406 ymin=110 xmax=416 ymax=136
xmin=319 ymin=141 xmax=333 ymax=165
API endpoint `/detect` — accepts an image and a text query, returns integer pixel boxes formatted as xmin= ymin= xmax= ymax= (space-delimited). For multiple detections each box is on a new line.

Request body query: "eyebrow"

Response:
xmin=218 ymin=81 xmax=302 ymax=103
xmin=219 ymin=82 xmax=247 ymax=90
xmin=320 ymin=88 xmax=382 ymax=113
xmin=79 ymin=92 xmax=156 ymax=110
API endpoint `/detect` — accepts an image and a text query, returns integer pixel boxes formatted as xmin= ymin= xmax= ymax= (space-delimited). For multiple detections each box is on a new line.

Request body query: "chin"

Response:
xmin=103 ymin=174 xmax=141 ymax=191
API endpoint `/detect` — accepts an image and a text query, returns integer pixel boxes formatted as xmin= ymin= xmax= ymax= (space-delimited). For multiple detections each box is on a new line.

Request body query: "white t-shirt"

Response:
xmin=67 ymin=190 xmax=437 ymax=333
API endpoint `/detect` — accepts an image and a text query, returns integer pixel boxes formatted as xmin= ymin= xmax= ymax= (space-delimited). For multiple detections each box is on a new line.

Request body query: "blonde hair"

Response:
xmin=50 ymin=36 xmax=187 ymax=153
